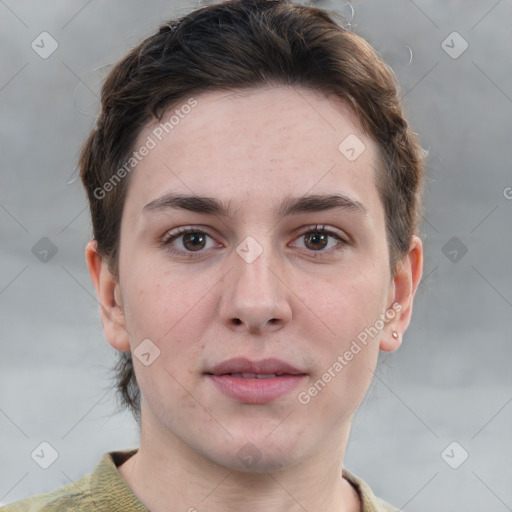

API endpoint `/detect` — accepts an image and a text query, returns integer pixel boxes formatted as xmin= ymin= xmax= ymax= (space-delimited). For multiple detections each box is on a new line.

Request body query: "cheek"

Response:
xmin=123 ymin=264 xmax=175 ymax=324
xmin=122 ymin=265 xmax=214 ymax=357
xmin=303 ymin=265 xmax=388 ymax=343
xmin=123 ymin=268 xmax=211 ymax=411
xmin=298 ymin=263 xmax=387 ymax=398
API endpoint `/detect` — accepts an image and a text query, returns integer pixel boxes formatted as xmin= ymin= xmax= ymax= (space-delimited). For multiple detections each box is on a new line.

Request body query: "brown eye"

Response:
xmin=161 ymin=228 xmax=218 ymax=256
xmin=293 ymin=225 xmax=348 ymax=256
xmin=182 ymin=232 xmax=206 ymax=251
xmin=303 ymin=232 xmax=329 ymax=251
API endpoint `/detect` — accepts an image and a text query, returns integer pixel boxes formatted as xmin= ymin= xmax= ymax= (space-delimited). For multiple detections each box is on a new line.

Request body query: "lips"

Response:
xmin=229 ymin=373 xmax=282 ymax=379
xmin=206 ymin=357 xmax=307 ymax=404
xmin=207 ymin=357 xmax=305 ymax=377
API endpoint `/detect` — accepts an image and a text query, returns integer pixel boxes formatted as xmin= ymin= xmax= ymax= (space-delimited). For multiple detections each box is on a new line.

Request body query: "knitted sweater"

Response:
xmin=1 ymin=450 xmax=398 ymax=512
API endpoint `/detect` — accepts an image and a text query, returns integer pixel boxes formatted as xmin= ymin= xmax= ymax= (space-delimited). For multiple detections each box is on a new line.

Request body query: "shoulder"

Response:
xmin=1 ymin=450 xmax=142 ymax=512
xmin=0 ymin=474 xmax=93 ymax=512
xmin=343 ymin=468 xmax=399 ymax=512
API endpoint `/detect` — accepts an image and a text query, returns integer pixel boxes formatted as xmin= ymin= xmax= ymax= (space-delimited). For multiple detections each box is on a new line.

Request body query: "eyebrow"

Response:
xmin=143 ymin=192 xmax=367 ymax=218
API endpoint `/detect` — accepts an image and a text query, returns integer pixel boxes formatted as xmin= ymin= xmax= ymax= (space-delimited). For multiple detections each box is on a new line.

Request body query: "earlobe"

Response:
xmin=380 ymin=235 xmax=423 ymax=352
xmin=85 ymin=240 xmax=130 ymax=352
xmin=379 ymin=330 xmax=402 ymax=352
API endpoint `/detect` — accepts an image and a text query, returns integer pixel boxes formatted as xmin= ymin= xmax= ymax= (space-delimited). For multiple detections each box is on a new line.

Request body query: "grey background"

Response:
xmin=1 ymin=0 xmax=511 ymax=510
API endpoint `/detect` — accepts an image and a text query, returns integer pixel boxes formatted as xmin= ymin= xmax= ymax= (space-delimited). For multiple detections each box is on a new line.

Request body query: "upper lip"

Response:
xmin=207 ymin=357 xmax=305 ymax=376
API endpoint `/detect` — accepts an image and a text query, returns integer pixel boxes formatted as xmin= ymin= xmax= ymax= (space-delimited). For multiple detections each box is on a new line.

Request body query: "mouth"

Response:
xmin=205 ymin=358 xmax=307 ymax=404
xmin=221 ymin=373 xmax=291 ymax=379
xmin=207 ymin=357 xmax=305 ymax=376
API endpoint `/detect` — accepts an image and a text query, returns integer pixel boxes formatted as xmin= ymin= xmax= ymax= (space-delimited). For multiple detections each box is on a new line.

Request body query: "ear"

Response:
xmin=85 ymin=240 xmax=130 ymax=352
xmin=380 ymin=235 xmax=423 ymax=352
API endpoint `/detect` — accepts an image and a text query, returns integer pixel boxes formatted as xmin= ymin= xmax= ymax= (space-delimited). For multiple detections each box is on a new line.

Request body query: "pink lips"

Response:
xmin=206 ymin=357 xmax=307 ymax=404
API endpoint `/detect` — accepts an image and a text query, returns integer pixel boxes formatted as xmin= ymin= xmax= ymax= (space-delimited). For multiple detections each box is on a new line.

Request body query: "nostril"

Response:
xmin=233 ymin=318 xmax=242 ymax=325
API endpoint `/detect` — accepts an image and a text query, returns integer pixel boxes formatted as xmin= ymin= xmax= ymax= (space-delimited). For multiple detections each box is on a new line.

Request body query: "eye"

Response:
xmin=160 ymin=225 xmax=348 ymax=259
xmin=292 ymin=225 xmax=348 ymax=255
xmin=161 ymin=227 xmax=219 ymax=256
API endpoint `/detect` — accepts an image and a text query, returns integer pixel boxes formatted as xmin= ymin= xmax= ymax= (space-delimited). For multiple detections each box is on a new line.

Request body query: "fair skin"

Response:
xmin=86 ymin=85 xmax=422 ymax=512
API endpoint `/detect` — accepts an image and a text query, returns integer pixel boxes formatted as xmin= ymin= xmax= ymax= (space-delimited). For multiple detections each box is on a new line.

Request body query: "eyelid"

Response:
xmin=294 ymin=224 xmax=348 ymax=242
xmin=161 ymin=225 xmax=219 ymax=244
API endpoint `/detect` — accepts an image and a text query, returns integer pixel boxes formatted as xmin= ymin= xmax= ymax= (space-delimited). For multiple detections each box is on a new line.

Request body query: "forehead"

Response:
xmin=125 ymin=85 xmax=381 ymax=216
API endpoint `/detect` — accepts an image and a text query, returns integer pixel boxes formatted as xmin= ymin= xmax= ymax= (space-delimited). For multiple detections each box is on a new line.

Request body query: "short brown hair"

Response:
xmin=79 ymin=0 xmax=425 ymax=423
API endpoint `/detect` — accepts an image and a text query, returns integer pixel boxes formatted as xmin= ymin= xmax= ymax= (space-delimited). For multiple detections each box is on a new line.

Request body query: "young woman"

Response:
xmin=3 ymin=1 xmax=424 ymax=510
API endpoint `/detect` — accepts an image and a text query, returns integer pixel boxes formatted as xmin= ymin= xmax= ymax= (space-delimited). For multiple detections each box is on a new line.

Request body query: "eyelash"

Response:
xmin=160 ymin=225 xmax=349 ymax=259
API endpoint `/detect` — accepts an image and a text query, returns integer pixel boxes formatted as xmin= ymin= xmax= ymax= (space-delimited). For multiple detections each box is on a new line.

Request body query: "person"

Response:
xmin=2 ymin=0 xmax=424 ymax=510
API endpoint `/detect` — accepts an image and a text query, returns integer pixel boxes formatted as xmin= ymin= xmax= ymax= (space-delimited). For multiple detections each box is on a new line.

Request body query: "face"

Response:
xmin=93 ymin=85 xmax=417 ymax=472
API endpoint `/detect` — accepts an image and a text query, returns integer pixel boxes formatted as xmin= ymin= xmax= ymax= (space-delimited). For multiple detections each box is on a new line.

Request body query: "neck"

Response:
xmin=118 ymin=410 xmax=360 ymax=512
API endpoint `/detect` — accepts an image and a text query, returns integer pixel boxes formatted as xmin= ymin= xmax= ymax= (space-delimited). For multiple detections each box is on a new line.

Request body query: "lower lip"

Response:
xmin=208 ymin=374 xmax=306 ymax=404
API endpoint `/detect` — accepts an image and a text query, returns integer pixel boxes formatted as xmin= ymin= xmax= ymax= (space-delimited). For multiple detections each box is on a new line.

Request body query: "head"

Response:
xmin=82 ymin=0 xmax=424 ymax=469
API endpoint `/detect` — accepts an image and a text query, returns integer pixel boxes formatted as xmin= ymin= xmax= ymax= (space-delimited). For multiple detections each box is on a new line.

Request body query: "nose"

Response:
xmin=219 ymin=241 xmax=292 ymax=335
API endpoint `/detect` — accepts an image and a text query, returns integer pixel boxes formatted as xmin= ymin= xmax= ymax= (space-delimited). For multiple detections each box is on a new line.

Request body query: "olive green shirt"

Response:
xmin=1 ymin=450 xmax=398 ymax=511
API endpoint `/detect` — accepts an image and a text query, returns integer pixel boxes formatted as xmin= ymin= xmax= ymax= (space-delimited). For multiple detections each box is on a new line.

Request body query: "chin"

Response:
xmin=202 ymin=432 xmax=308 ymax=474
xmin=212 ymin=448 xmax=295 ymax=474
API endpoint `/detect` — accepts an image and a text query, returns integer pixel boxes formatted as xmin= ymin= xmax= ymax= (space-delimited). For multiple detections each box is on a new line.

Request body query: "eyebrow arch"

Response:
xmin=143 ymin=192 xmax=367 ymax=218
